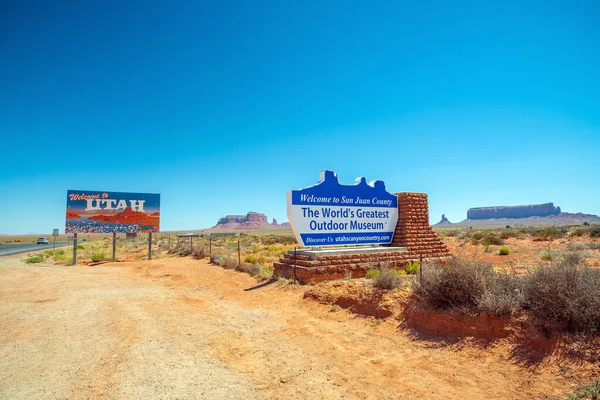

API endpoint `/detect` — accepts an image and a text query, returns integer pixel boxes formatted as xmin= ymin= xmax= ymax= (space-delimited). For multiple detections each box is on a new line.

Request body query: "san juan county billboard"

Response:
xmin=66 ymin=190 xmax=160 ymax=233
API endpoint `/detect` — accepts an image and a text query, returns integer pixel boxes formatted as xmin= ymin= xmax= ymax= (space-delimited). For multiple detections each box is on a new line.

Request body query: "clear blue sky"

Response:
xmin=1 ymin=0 xmax=599 ymax=234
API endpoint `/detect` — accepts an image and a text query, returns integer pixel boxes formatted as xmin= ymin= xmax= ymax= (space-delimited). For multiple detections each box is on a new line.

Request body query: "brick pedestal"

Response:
xmin=274 ymin=192 xmax=450 ymax=284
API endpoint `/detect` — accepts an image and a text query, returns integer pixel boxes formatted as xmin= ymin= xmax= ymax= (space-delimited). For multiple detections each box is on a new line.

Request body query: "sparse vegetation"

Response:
xmin=90 ymin=252 xmax=106 ymax=262
xmin=405 ymin=262 xmax=420 ymax=275
xmin=372 ymin=266 xmax=406 ymax=290
xmin=524 ymin=251 xmax=600 ymax=333
xmin=24 ymin=255 xmax=44 ymax=264
xmin=413 ymin=258 xmax=523 ymax=316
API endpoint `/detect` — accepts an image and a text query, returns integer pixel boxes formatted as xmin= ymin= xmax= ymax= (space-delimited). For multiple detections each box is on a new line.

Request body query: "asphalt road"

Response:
xmin=0 ymin=242 xmax=71 ymax=257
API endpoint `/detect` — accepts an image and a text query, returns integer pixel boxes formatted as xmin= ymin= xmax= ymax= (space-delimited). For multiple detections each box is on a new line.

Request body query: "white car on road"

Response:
xmin=37 ymin=237 xmax=49 ymax=245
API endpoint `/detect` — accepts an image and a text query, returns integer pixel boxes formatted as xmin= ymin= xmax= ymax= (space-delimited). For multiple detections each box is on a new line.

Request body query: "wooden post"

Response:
xmin=148 ymin=232 xmax=152 ymax=260
xmin=190 ymin=236 xmax=193 ymax=252
xmin=72 ymin=233 xmax=77 ymax=265
xmin=112 ymin=232 xmax=117 ymax=262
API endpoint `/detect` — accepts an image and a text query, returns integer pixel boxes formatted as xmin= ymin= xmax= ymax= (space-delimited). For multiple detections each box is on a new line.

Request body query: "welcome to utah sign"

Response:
xmin=287 ymin=171 xmax=398 ymax=247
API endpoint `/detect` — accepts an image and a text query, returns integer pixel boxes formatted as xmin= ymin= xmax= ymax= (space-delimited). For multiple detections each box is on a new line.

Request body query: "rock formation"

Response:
xmin=435 ymin=214 xmax=451 ymax=225
xmin=467 ymin=203 xmax=561 ymax=220
xmin=213 ymin=212 xmax=290 ymax=230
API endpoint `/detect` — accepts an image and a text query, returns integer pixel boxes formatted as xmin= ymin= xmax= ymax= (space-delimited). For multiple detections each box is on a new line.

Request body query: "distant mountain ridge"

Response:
xmin=434 ymin=202 xmax=600 ymax=227
xmin=211 ymin=212 xmax=290 ymax=231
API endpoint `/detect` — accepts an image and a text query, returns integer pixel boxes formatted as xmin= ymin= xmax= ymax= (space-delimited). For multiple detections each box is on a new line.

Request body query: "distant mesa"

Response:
xmin=212 ymin=212 xmax=290 ymax=231
xmin=436 ymin=202 xmax=600 ymax=227
xmin=467 ymin=203 xmax=561 ymax=220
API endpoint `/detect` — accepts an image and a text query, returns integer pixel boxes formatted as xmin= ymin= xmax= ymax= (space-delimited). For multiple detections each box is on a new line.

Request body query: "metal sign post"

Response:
xmin=112 ymin=232 xmax=117 ymax=262
xmin=52 ymin=229 xmax=58 ymax=251
xmin=72 ymin=233 xmax=77 ymax=265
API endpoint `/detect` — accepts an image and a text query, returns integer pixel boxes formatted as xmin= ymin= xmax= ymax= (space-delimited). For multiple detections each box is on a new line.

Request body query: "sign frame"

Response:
xmin=287 ymin=170 xmax=398 ymax=247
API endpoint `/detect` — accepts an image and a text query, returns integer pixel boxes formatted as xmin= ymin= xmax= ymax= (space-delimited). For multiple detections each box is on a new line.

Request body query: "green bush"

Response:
xmin=244 ymin=254 xmax=258 ymax=264
xmin=498 ymin=248 xmax=510 ymax=256
xmin=366 ymin=269 xmax=381 ymax=280
xmin=90 ymin=252 xmax=106 ymax=262
xmin=24 ymin=255 xmax=44 ymax=264
xmin=405 ymin=262 xmax=420 ymax=275
xmin=76 ymin=244 xmax=85 ymax=250
xmin=483 ymin=233 xmax=504 ymax=246
xmin=540 ymin=252 xmax=552 ymax=261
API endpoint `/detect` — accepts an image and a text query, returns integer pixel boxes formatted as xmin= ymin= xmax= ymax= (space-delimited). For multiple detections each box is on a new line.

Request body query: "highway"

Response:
xmin=0 ymin=242 xmax=71 ymax=257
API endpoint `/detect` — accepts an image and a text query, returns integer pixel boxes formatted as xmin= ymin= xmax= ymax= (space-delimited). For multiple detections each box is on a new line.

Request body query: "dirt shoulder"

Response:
xmin=0 ymin=255 xmax=594 ymax=399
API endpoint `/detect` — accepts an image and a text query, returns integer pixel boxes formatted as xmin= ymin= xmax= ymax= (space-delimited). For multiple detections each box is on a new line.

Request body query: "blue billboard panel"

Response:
xmin=287 ymin=171 xmax=398 ymax=247
xmin=66 ymin=190 xmax=160 ymax=233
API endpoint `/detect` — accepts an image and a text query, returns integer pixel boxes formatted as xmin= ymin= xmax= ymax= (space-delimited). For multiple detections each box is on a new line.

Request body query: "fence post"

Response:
xmin=148 ymin=232 xmax=152 ymax=260
xmin=112 ymin=232 xmax=116 ymax=262
xmin=72 ymin=232 xmax=77 ymax=265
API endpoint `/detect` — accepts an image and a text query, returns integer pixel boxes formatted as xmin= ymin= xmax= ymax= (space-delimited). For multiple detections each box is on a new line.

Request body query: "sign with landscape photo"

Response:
xmin=287 ymin=170 xmax=398 ymax=247
xmin=65 ymin=190 xmax=160 ymax=233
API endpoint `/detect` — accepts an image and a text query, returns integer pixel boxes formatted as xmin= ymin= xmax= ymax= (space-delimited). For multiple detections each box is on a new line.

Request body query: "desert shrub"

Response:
xmin=566 ymin=242 xmax=588 ymax=251
xmin=524 ymin=251 xmax=600 ymax=333
xmin=571 ymin=228 xmax=588 ymax=237
xmin=76 ymin=244 xmax=85 ymax=250
xmin=484 ymin=245 xmax=492 ymax=253
xmin=500 ymin=229 xmax=519 ymax=240
xmin=498 ymin=247 xmax=510 ymax=256
xmin=219 ymin=255 xmax=238 ymax=269
xmin=167 ymin=243 xmax=193 ymax=257
xmin=191 ymin=245 xmax=207 ymax=259
xmin=413 ymin=258 xmax=524 ymax=315
xmin=372 ymin=267 xmax=405 ymax=290
xmin=531 ymin=227 xmax=566 ymax=241
xmin=251 ymin=245 xmax=260 ymax=254
xmin=470 ymin=231 xmax=485 ymax=244
xmin=588 ymin=242 xmax=600 ymax=251
xmin=366 ymin=269 xmax=381 ymax=280
xmin=565 ymin=379 xmax=600 ymax=399
xmin=90 ymin=252 xmax=106 ymax=262
xmin=244 ymin=254 xmax=258 ymax=264
xmin=591 ymin=227 xmax=600 ymax=238
xmin=477 ymin=271 xmax=524 ymax=316
xmin=55 ymin=249 xmax=65 ymax=256
xmin=583 ymin=222 xmax=590 ymax=226
xmin=237 ymin=262 xmax=261 ymax=276
xmin=540 ymin=252 xmax=552 ymax=261
xmin=413 ymin=258 xmax=492 ymax=310
xmin=483 ymin=233 xmax=504 ymax=246
xmin=24 ymin=255 xmax=44 ymax=264
xmin=405 ymin=262 xmax=420 ymax=275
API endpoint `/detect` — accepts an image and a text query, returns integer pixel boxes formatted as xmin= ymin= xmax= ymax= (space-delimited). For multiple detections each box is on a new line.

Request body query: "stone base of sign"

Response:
xmin=273 ymin=191 xmax=451 ymax=284
xmin=386 ymin=192 xmax=451 ymax=258
xmin=273 ymin=247 xmax=416 ymax=284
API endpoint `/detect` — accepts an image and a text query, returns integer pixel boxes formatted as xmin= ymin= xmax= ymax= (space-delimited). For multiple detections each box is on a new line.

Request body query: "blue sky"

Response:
xmin=1 ymin=0 xmax=599 ymax=234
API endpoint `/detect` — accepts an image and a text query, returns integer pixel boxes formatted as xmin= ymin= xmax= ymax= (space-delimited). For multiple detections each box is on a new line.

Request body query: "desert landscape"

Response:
xmin=2 ymin=223 xmax=600 ymax=399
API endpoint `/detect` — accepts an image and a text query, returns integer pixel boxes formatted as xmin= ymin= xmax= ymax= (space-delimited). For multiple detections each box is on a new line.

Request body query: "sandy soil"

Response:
xmin=0 ymin=253 xmax=595 ymax=399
